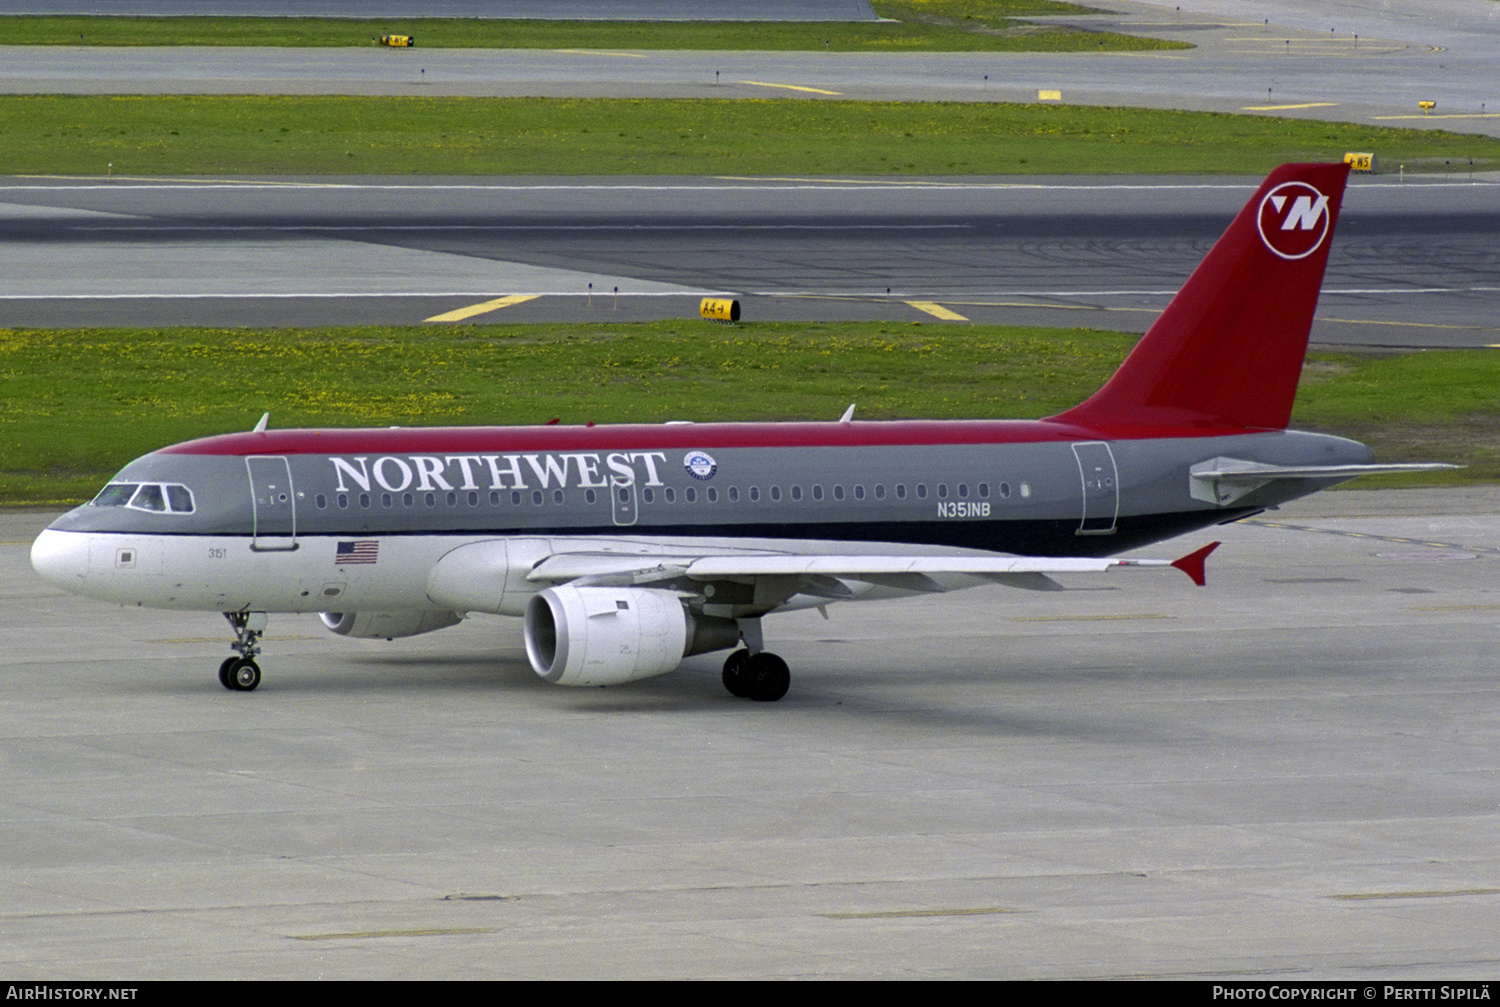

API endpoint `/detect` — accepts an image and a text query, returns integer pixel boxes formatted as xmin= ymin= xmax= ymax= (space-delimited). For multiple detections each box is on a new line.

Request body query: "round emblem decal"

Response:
xmin=683 ymin=450 xmax=717 ymax=480
xmin=1256 ymin=181 xmax=1331 ymax=261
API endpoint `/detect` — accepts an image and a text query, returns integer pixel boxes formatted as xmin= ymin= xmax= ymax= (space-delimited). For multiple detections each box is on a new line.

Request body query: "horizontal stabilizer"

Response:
xmin=1193 ymin=461 xmax=1460 ymax=481
xmin=1190 ymin=458 xmax=1461 ymax=505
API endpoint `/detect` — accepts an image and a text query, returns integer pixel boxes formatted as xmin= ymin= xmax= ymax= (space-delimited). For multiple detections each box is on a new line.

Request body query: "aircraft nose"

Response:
xmin=31 ymin=528 xmax=89 ymax=593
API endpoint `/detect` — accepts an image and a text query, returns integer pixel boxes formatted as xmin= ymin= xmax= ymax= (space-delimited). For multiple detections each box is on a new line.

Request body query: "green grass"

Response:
xmin=2 ymin=323 xmax=1491 ymax=506
xmin=0 ymin=2 xmax=1186 ymax=52
xmin=7 ymin=95 xmax=1499 ymax=177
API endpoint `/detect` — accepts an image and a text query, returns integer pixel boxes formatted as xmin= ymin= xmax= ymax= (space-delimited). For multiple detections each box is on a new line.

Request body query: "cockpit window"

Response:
xmin=132 ymin=484 xmax=166 ymax=512
xmin=91 ymin=481 xmax=195 ymax=514
xmin=93 ymin=483 xmax=138 ymax=507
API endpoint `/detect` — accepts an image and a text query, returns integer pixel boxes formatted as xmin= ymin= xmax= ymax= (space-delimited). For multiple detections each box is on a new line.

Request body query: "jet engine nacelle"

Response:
xmin=320 ymin=610 xmax=463 ymax=640
xmin=524 ymin=585 xmax=740 ymax=687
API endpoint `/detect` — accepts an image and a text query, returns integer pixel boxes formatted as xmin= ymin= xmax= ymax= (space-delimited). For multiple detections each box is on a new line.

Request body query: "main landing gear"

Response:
xmin=219 ymin=611 xmax=266 ymax=691
xmin=721 ymin=649 xmax=791 ymax=703
xmin=719 ymin=617 xmax=791 ymax=702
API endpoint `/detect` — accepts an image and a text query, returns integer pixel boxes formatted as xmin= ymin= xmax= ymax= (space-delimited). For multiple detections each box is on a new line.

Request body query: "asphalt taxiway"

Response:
xmin=5 ymin=489 xmax=1499 ymax=979
xmin=3 ymin=172 xmax=1498 ymax=345
xmin=2 ymin=0 xmax=1498 ymax=339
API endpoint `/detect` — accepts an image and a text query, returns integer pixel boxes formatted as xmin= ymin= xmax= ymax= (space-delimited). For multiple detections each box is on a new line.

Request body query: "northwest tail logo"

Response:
xmin=1257 ymin=181 xmax=1331 ymax=260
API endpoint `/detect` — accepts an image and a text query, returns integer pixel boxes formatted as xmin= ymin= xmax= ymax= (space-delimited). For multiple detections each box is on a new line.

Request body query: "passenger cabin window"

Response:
xmin=92 ymin=482 xmax=196 ymax=514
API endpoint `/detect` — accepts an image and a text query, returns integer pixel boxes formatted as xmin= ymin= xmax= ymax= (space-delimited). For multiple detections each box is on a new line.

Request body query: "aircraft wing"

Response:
xmin=525 ymin=542 xmax=1219 ymax=595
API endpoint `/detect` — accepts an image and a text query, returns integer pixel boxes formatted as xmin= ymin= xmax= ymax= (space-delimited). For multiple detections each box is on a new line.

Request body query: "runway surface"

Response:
xmin=6 ymin=488 xmax=1500 ymax=979
xmin=3 ymin=172 xmax=1498 ymax=346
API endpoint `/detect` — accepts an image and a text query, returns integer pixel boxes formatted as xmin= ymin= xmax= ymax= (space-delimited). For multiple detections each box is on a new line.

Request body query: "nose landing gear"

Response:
xmin=219 ymin=611 xmax=266 ymax=691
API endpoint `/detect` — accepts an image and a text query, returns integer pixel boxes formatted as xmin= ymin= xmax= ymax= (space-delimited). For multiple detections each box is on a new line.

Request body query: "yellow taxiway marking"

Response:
xmin=1240 ymin=102 xmax=1339 ymax=111
xmin=1012 ymin=613 xmax=1171 ymax=623
xmin=905 ymin=300 xmax=969 ymax=321
xmin=555 ymin=49 xmax=649 ymax=58
xmin=1319 ymin=315 xmax=1498 ymax=333
xmin=293 ymin=927 xmax=498 ymax=941
xmin=426 ymin=294 xmax=540 ymax=322
xmin=826 ymin=906 xmax=1023 ymax=919
xmin=738 ymin=80 xmax=842 ymax=96
xmin=1330 ymin=888 xmax=1500 ymax=901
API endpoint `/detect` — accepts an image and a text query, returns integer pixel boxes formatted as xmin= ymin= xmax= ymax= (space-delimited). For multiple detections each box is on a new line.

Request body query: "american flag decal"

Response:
xmin=335 ymin=540 xmax=379 ymax=565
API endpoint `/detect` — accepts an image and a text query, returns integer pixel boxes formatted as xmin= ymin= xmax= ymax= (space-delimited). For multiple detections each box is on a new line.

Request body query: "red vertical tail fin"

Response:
xmin=1051 ymin=162 xmax=1350 ymax=433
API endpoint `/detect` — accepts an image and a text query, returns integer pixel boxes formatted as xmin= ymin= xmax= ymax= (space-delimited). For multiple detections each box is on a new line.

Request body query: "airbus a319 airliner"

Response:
xmin=31 ymin=163 xmax=1444 ymax=701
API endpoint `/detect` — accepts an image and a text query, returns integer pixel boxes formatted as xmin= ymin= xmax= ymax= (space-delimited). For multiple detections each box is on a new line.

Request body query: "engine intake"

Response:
xmin=525 ymin=585 xmax=739 ymax=687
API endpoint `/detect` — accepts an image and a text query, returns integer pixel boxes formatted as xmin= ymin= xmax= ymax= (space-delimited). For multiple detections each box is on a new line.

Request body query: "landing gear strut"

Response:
xmin=219 ymin=611 xmax=266 ymax=691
